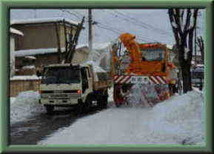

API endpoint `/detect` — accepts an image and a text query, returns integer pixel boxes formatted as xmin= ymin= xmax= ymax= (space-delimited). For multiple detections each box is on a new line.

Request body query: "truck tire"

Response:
xmin=45 ymin=105 xmax=54 ymax=114
xmin=84 ymin=96 xmax=93 ymax=113
xmin=74 ymin=100 xmax=84 ymax=115
xmin=98 ymin=95 xmax=108 ymax=109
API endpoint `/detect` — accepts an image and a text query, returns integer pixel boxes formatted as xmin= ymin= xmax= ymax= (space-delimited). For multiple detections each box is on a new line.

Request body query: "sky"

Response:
xmin=10 ymin=9 xmax=205 ymax=47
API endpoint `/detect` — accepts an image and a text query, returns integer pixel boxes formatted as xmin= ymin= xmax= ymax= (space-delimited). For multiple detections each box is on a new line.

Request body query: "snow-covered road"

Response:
xmin=38 ymin=90 xmax=205 ymax=145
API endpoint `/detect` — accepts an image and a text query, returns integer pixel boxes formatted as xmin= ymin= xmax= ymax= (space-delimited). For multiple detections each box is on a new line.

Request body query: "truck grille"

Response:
xmin=51 ymin=94 xmax=68 ymax=98
xmin=41 ymin=93 xmax=80 ymax=99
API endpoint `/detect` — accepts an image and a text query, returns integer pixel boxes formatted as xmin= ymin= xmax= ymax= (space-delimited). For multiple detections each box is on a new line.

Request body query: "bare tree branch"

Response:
xmin=189 ymin=9 xmax=199 ymax=32
xmin=184 ymin=9 xmax=192 ymax=32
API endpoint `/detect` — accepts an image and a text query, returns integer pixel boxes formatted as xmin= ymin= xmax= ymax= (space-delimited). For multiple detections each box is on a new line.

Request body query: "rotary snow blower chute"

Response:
xmin=110 ymin=33 xmax=178 ymax=107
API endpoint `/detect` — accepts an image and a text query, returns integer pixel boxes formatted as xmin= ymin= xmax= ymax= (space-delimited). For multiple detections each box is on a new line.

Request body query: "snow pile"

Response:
xmin=148 ymin=90 xmax=205 ymax=145
xmin=39 ymin=90 xmax=204 ymax=145
xmin=10 ymin=91 xmax=44 ymax=124
xmin=84 ymin=61 xmax=106 ymax=73
xmin=88 ymin=42 xmax=113 ymax=66
xmin=10 ymin=75 xmax=41 ymax=80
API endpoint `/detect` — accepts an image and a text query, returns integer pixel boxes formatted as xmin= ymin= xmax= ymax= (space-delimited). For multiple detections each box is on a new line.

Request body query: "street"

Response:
xmin=10 ymin=107 xmax=102 ymax=145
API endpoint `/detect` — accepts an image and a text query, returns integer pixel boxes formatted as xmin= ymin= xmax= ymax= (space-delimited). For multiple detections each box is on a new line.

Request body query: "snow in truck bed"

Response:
xmin=39 ymin=90 xmax=205 ymax=145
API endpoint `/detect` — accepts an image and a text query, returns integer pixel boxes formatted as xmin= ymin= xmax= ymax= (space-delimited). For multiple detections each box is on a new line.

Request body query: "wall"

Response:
xmin=13 ymin=23 xmax=76 ymax=51
xmin=14 ymin=24 xmax=57 ymax=50
xmin=10 ymin=79 xmax=41 ymax=97
xmin=10 ymin=35 xmax=15 ymax=76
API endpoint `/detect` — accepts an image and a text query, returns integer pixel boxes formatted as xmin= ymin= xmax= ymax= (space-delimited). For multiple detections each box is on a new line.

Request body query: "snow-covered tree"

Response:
xmin=168 ymin=9 xmax=199 ymax=93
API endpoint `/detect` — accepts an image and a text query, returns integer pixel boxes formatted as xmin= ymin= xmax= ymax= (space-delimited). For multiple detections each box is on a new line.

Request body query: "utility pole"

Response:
xmin=88 ymin=9 xmax=93 ymax=51
xmin=194 ymin=22 xmax=197 ymax=66
xmin=34 ymin=9 xmax=37 ymax=18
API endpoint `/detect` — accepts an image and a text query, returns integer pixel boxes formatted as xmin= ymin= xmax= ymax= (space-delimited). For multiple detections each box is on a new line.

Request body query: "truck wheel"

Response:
xmin=98 ymin=96 xmax=108 ymax=109
xmin=84 ymin=97 xmax=92 ymax=113
xmin=74 ymin=100 xmax=84 ymax=115
xmin=45 ymin=105 xmax=54 ymax=114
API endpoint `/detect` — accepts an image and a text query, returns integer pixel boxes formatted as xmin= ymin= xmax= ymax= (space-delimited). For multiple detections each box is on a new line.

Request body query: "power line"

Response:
xmin=96 ymin=24 xmax=156 ymax=43
xmin=61 ymin=9 xmax=82 ymax=20
xmin=96 ymin=21 xmax=159 ymax=42
xmin=114 ymin=10 xmax=171 ymax=35
xmin=105 ymin=10 xmax=172 ymax=36
xmin=62 ymin=9 xmax=160 ymax=43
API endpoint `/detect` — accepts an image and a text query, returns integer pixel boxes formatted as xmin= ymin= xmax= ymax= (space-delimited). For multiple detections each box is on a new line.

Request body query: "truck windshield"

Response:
xmin=42 ymin=67 xmax=80 ymax=84
xmin=141 ymin=49 xmax=164 ymax=61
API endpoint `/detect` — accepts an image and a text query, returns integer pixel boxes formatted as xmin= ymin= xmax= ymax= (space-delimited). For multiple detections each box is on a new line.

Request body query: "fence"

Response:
xmin=10 ymin=79 xmax=41 ymax=97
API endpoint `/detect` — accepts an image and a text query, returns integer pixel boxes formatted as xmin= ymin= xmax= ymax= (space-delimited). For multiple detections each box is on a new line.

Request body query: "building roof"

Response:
xmin=10 ymin=28 xmax=24 ymax=36
xmin=11 ymin=17 xmax=79 ymax=27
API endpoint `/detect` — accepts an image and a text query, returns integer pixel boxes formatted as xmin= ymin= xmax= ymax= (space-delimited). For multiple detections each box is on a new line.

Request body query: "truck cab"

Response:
xmin=39 ymin=63 xmax=109 ymax=114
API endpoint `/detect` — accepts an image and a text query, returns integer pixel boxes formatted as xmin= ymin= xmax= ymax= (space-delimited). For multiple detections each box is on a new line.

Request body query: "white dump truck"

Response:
xmin=39 ymin=63 xmax=111 ymax=114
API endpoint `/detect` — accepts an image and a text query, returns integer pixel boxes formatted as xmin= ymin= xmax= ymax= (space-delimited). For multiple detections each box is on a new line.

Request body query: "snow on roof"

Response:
xmin=15 ymin=45 xmax=87 ymax=57
xmin=76 ymin=42 xmax=112 ymax=51
xmin=11 ymin=17 xmax=79 ymax=26
xmin=25 ymin=56 xmax=36 ymax=60
xmin=10 ymin=75 xmax=41 ymax=80
xmin=15 ymin=48 xmax=65 ymax=57
xmin=10 ymin=28 xmax=24 ymax=36
xmin=93 ymin=42 xmax=112 ymax=50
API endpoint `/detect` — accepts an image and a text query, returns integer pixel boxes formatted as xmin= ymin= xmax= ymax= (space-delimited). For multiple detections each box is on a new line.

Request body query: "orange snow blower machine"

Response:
xmin=110 ymin=33 xmax=178 ymax=107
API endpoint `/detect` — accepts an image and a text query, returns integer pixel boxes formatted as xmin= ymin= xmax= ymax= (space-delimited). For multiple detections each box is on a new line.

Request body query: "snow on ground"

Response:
xmin=10 ymin=91 xmax=44 ymax=124
xmin=39 ymin=89 xmax=205 ymax=145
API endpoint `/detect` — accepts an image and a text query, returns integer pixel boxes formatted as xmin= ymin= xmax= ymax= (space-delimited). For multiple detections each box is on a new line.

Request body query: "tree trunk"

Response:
xmin=181 ymin=63 xmax=192 ymax=93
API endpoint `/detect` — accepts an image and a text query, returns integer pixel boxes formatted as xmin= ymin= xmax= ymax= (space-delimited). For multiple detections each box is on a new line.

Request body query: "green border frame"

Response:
xmin=0 ymin=0 xmax=213 ymax=153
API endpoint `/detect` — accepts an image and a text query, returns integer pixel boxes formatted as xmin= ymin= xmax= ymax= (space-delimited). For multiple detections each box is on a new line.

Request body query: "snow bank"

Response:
xmin=10 ymin=91 xmax=44 ymax=124
xmin=148 ymin=90 xmax=205 ymax=145
xmin=39 ymin=90 xmax=205 ymax=145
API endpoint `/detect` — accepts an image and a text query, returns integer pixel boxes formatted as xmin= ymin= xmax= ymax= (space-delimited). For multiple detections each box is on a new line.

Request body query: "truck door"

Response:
xmin=81 ymin=67 xmax=92 ymax=98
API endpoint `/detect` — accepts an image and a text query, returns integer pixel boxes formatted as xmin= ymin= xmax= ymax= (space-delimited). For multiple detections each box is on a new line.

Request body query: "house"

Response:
xmin=10 ymin=28 xmax=24 ymax=76
xmin=11 ymin=17 xmax=80 ymax=50
xmin=11 ymin=18 xmax=87 ymax=75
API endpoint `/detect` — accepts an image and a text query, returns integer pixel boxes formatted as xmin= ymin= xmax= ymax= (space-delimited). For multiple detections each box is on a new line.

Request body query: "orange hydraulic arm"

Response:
xmin=119 ymin=33 xmax=143 ymax=64
xmin=118 ymin=33 xmax=168 ymax=76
